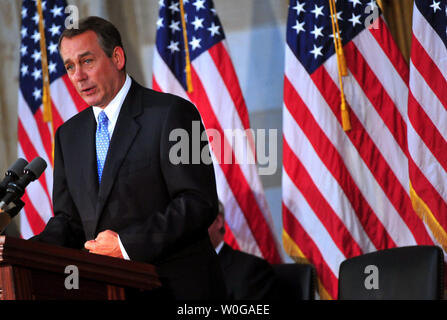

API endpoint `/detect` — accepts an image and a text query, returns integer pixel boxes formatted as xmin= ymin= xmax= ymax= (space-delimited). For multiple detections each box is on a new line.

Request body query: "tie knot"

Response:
xmin=98 ymin=111 xmax=109 ymax=125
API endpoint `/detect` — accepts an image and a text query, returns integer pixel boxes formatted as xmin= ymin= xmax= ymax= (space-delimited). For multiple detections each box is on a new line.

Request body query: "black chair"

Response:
xmin=272 ymin=263 xmax=317 ymax=300
xmin=338 ymin=245 xmax=444 ymax=300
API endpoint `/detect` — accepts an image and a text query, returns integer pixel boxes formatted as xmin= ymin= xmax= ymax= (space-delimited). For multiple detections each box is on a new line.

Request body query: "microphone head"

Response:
xmin=24 ymin=157 xmax=47 ymax=181
xmin=6 ymin=158 xmax=28 ymax=177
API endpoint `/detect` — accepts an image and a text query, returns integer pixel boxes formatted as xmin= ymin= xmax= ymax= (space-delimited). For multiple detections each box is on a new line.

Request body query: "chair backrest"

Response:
xmin=338 ymin=245 xmax=444 ymax=300
xmin=272 ymin=263 xmax=316 ymax=300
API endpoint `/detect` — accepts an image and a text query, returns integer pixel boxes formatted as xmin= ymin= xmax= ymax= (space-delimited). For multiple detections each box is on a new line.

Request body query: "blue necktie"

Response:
xmin=96 ymin=111 xmax=110 ymax=184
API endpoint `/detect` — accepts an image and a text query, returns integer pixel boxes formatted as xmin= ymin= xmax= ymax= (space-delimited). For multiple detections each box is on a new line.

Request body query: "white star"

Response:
xmin=31 ymin=30 xmax=41 ymax=43
xmin=50 ymin=5 xmax=63 ymax=18
xmin=169 ymin=20 xmax=181 ymax=33
xmin=311 ymin=4 xmax=324 ymax=19
xmin=291 ymin=20 xmax=305 ymax=35
xmin=21 ymin=7 xmax=27 ymax=19
xmin=33 ymin=87 xmax=42 ymax=101
xmin=310 ymin=44 xmax=323 ymax=59
xmin=210 ymin=8 xmax=217 ymax=15
xmin=183 ymin=0 xmax=189 ymax=3
xmin=367 ymin=0 xmax=378 ymax=10
xmin=21 ymin=27 xmax=28 ymax=39
xmin=207 ymin=22 xmax=220 ymax=37
xmin=31 ymin=50 xmax=41 ymax=63
xmin=42 ymin=1 xmax=47 ymax=10
xmin=191 ymin=16 xmax=204 ymax=30
xmin=310 ymin=25 xmax=324 ymax=39
xmin=48 ymin=41 xmax=58 ymax=55
xmin=430 ymin=0 xmax=441 ymax=13
xmin=156 ymin=17 xmax=164 ymax=30
xmin=48 ymin=61 xmax=57 ymax=74
xmin=329 ymin=30 xmax=343 ymax=40
xmin=49 ymin=24 xmax=61 ymax=36
xmin=189 ymin=36 xmax=202 ymax=50
xmin=293 ymin=1 xmax=306 ymax=15
xmin=193 ymin=0 xmax=206 ymax=11
xmin=332 ymin=11 xmax=343 ymax=21
xmin=349 ymin=0 xmax=362 ymax=8
xmin=169 ymin=2 xmax=180 ymax=14
xmin=32 ymin=12 xmax=40 ymax=24
xmin=167 ymin=40 xmax=180 ymax=54
xmin=20 ymin=45 xmax=28 ymax=57
xmin=348 ymin=13 xmax=362 ymax=27
xmin=159 ymin=0 xmax=164 ymax=8
xmin=32 ymin=68 xmax=42 ymax=81
xmin=21 ymin=64 xmax=29 ymax=77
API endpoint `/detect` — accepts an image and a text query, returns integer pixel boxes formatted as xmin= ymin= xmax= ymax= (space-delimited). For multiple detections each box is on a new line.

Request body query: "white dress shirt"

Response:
xmin=92 ymin=74 xmax=131 ymax=260
xmin=92 ymin=74 xmax=131 ymax=138
xmin=215 ymin=241 xmax=224 ymax=254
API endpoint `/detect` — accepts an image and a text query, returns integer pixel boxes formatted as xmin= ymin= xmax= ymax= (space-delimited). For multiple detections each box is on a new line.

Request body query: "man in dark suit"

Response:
xmin=32 ymin=16 xmax=225 ymax=300
xmin=208 ymin=201 xmax=278 ymax=300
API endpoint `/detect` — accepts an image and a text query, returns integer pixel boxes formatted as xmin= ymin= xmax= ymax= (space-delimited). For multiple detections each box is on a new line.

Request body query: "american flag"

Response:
xmin=408 ymin=1 xmax=447 ymax=258
xmin=282 ymin=0 xmax=435 ymax=299
xmin=153 ymin=0 xmax=282 ymax=263
xmin=18 ymin=0 xmax=87 ymax=238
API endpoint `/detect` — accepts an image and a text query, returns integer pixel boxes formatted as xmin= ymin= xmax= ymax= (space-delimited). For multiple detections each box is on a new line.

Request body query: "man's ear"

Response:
xmin=112 ymin=46 xmax=126 ymax=71
xmin=216 ymin=212 xmax=225 ymax=229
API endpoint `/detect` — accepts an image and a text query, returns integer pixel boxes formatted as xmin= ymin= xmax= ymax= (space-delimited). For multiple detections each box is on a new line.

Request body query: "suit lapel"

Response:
xmin=79 ymin=108 xmax=99 ymax=213
xmin=93 ymin=80 xmax=143 ymax=232
xmin=68 ymin=108 xmax=99 ymax=239
xmin=219 ymin=244 xmax=234 ymax=270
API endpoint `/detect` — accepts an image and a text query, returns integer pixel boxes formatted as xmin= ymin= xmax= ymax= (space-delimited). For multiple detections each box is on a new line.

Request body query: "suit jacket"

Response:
xmin=33 ymin=79 xmax=226 ymax=299
xmin=218 ymin=243 xmax=278 ymax=300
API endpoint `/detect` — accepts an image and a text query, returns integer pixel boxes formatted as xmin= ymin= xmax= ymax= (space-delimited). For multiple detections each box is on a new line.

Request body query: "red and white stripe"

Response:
xmin=282 ymin=16 xmax=435 ymax=299
xmin=408 ymin=5 xmax=447 ymax=253
xmin=18 ymin=75 xmax=87 ymax=239
xmin=153 ymin=40 xmax=283 ymax=264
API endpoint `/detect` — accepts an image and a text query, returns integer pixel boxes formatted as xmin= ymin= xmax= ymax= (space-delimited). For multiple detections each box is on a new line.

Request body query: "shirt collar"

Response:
xmin=215 ymin=241 xmax=224 ymax=254
xmin=92 ymin=74 xmax=132 ymax=128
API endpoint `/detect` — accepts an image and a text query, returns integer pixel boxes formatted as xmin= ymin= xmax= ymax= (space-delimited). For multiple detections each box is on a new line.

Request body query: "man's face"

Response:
xmin=60 ymin=30 xmax=125 ymax=108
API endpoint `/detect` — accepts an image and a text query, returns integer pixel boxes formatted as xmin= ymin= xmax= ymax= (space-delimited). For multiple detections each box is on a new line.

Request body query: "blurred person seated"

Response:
xmin=208 ymin=201 xmax=279 ymax=300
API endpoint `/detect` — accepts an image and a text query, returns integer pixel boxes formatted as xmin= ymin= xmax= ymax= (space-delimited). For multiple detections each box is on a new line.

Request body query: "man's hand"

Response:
xmin=84 ymin=230 xmax=124 ymax=259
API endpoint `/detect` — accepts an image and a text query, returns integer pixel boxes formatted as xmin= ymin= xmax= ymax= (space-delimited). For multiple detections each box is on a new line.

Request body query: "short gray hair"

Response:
xmin=58 ymin=16 xmax=127 ymax=70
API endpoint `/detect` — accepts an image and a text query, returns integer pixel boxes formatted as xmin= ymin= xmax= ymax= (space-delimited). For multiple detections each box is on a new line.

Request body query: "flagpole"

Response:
xmin=36 ymin=0 xmax=55 ymax=163
xmin=328 ymin=0 xmax=351 ymax=132
xmin=179 ymin=0 xmax=193 ymax=93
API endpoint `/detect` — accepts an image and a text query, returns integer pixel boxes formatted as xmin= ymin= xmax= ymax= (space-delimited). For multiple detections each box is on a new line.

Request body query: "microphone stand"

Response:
xmin=0 ymin=200 xmax=24 ymax=234
xmin=0 ymin=208 xmax=11 ymax=234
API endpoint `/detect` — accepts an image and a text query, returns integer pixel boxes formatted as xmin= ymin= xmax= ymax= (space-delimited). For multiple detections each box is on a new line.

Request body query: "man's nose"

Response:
xmin=72 ymin=66 xmax=87 ymax=82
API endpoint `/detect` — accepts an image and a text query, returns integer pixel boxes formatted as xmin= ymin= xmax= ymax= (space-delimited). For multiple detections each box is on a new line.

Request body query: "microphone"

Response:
xmin=0 ymin=157 xmax=47 ymax=211
xmin=0 ymin=157 xmax=46 ymax=234
xmin=0 ymin=158 xmax=30 ymax=234
xmin=0 ymin=158 xmax=28 ymax=197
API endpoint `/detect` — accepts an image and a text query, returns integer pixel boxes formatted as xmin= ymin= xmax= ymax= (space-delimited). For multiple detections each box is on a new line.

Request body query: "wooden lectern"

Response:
xmin=0 ymin=236 xmax=160 ymax=300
